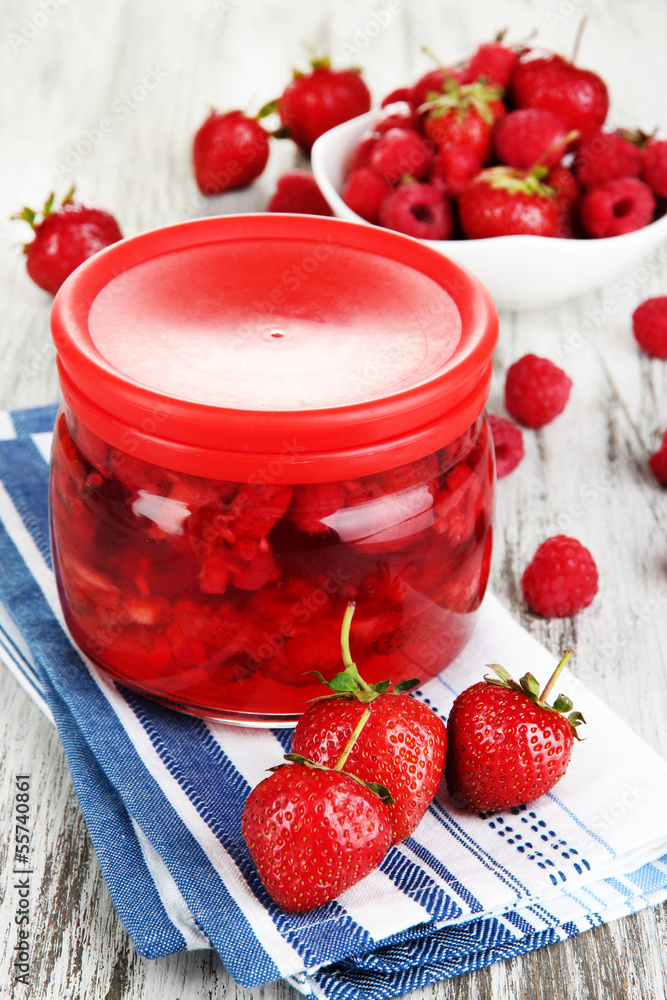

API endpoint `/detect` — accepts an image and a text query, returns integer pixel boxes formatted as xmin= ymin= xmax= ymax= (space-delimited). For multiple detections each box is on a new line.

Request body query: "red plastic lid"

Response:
xmin=51 ymin=215 xmax=497 ymax=483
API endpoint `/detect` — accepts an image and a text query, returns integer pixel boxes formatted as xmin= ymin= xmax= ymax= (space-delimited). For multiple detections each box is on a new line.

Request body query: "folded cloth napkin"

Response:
xmin=2 ymin=403 xmax=667 ymax=1000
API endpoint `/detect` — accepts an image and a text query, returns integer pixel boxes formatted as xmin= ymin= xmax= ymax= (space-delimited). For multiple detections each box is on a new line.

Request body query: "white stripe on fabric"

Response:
xmin=0 ymin=412 xmax=16 ymax=440
xmin=87 ymin=663 xmax=308 ymax=979
xmin=31 ymin=431 xmax=53 ymax=464
xmin=130 ymin=817 xmax=212 ymax=952
xmin=0 ymin=617 xmax=54 ymax=723
xmin=335 ymin=866 xmax=432 ymax=937
xmin=206 ymin=721 xmax=292 ymax=789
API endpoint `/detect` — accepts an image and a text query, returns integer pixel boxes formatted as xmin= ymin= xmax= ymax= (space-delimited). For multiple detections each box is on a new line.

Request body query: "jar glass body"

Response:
xmin=50 ymin=403 xmax=494 ymax=724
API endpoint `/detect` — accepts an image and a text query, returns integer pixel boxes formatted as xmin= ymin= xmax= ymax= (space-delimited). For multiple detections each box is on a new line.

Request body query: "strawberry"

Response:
xmin=445 ymin=652 xmax=585 ymax=813
xmin=492 ymin=108 xmax=574 ymax=170
xmin=459 ymin=34 xmax=518 ymax=87
xmin=510 ymin=50 xmax=609 ymax=134
xmin=192 ymin=110 xmax=270 ymax=196
xmin=15 ymin=189 xmax=122 ymax=295
xmin=275 ymin=56 xmax=371 ymax=154
xmin=241 ymin=760 xmax=392 ymax=912
xmin=342 ymin=168 xmax=393 ymax=224
xmin=458 ymin=165 xmax=558 ymax=238
xmin=369 ymin=128 xmax=436 ymax=183
xmin=291 ymin=603 xmax=447 ymax=844
xmin=420 ymin=79 xmax=505 ymax=163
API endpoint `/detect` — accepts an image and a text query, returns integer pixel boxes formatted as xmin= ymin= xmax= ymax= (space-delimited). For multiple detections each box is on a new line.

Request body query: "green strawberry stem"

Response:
xmin=333 ymin=705 xmax=372 ymax=772
xmin=340 ymin=602 xmax=374 ymax=694
xmin=539 ymin=649 xmax=574 ymax=703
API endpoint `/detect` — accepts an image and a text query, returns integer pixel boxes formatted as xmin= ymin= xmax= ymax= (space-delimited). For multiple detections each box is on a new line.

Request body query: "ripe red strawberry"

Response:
xmin=291 ymin=603 xmax=447 ymax=844
xmin=192 ymin=110 xmax=270 ymax=195
xmin=241 ymin=761 xmax=392 ymax=912
xmin=16 ymin=189 xmax=122 ymax=295
xmin=460 ymin=36 xmax=518 ymax=87
xmin=510 ymin=50 xmax=609 ymax=133
xmin=445 ymin=652 xmax=585 ymax=812
xmin=492 ymin=108 xmax=573 ymax=170
xmin=372 ymin=100 xmax=420 ymax=134
xmin=379 ymin=181 xmax=453 ymax=240
xmin=420 ymin=79 xmax=505 ymax=163
xmin=458 ymin=166 xmax=558 ymax=239
xmin=267 ymin=170 xmax=333 ymax=216
xmin=277 ymin=56 xmax=371 ymax=154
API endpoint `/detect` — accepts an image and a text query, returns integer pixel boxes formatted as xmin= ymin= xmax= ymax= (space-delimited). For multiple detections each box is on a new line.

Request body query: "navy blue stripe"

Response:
xmin=403 ymin=838 xmax=483 ymax=914
xmin=0 ymin=438 xmax=52 ymax=568
xmin=314 ymin=926 xmax=559 ymax=1000
xmin=10 ymin=403 xmax=59 ymax=438
xmin=0 ymin=516 xmax=280 ymax=986
xmin=379 ymin=850 xmax=461 ymax=922
xmin=125 ymin=690 xmax=378 ymax=970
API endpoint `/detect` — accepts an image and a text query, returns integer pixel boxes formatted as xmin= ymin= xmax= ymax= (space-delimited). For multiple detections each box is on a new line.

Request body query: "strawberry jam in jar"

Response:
xmin=49 ymin=215 xmax=497 ymax=725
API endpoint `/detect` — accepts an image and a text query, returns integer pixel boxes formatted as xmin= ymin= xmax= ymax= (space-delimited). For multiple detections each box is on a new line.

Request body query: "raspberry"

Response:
xmin=642 ymin=139 xmax=667 ymax=198
xmin=521 ymin=535 xmax=598 ymax=617
xmin=504 ymin=354 xmax=572 ymax=428
xmin=649 ymin=430 xmax=667 ymax=484
xmin=379 ymin=181 xmax=453 ymax=240
xmin=493 ymin=108 xmax=571 ymax=170
xmin=347 ymin=131 xmax=379 ymax=173
xmin=342 ymin=168 xmax=392 ymax=223
xmin=574 ymin=129 xmax=642 ymax=190
xmin=429 ymin=145 xmax=482 ymax=198
xmin=579 ymin=177 xmax=656 ymax=238
xmin=488 ymin=414 xmax=524 ymax=477
xmin=369 ymin=128 xmax=435 ymax=183
xmin=267 ymin=170 xmax=333 ymax=216
xmin=632 ymin=297 xmax=667 ymax=359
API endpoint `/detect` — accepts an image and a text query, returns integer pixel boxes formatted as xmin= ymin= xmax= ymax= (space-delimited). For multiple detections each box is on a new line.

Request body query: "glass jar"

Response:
xmin=49 ymin=215 xmax=497 ymax=725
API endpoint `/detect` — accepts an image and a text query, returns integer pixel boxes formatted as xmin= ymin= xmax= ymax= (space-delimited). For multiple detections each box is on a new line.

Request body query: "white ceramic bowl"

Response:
xmin=312 ymin=111 xmax=667 ymax=311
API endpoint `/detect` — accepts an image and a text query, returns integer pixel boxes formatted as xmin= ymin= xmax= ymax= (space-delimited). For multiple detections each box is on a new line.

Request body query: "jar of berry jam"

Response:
xmin=49 ymin=214 xmax=497 ymax=725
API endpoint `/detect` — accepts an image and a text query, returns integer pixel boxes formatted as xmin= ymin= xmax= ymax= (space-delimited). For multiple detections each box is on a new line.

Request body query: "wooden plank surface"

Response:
xmin=1 ymin=0 xmax=667 ymax=997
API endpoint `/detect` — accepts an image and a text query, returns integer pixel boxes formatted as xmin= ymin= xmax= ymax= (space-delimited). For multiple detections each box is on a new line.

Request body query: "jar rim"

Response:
xmin=51 ymin=215 xmax=498 ymax=483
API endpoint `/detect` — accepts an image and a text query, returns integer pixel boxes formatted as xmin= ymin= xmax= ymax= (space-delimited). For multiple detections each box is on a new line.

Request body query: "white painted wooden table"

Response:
xmin=1 ymin=0 xmax=667 ymax=996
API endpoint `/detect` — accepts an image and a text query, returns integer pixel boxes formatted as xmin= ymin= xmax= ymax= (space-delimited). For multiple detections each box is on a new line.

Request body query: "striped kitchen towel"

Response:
xmin=2 ymin=402 xmax=667 ymax=1000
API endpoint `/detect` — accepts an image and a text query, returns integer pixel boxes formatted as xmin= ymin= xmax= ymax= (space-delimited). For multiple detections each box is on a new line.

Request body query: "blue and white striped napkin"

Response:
xmin=2 ymin=402 xmax=667 ymax=1000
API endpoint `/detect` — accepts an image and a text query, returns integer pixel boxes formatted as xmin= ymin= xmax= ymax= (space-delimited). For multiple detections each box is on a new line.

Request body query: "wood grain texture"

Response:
xmin=1 ymin=0 xmax=667 ymax=997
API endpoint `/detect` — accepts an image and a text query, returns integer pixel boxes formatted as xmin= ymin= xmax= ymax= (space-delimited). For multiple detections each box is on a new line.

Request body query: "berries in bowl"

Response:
xmin=311 ymin=41 xmax=667 ymax=311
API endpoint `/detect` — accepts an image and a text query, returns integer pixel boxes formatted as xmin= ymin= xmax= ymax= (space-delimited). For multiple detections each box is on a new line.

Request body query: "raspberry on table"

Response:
xmin=573 ymin=129 xmax=642 ymax=189
xmin=488 ymin=414 xmax=524 ymax=477
xmin=267 ymin=170 xmax=333 ymax=215
xmin=632 ymin=296 xmax=667 ymax=359
xmin=642 ymin=139 xmax=667 ymax=199
xmin=521 ymin=535 xmax=599 ymax=617
xmin=649 ymin=430 xmax=667 ymax=484
xmin=504 ymin=354 xmax=572 ymax=428
xmin=379 ymin=181 xmax=453 ymax=240
xmin=579 ymin=177 xmax=656 ymax=238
